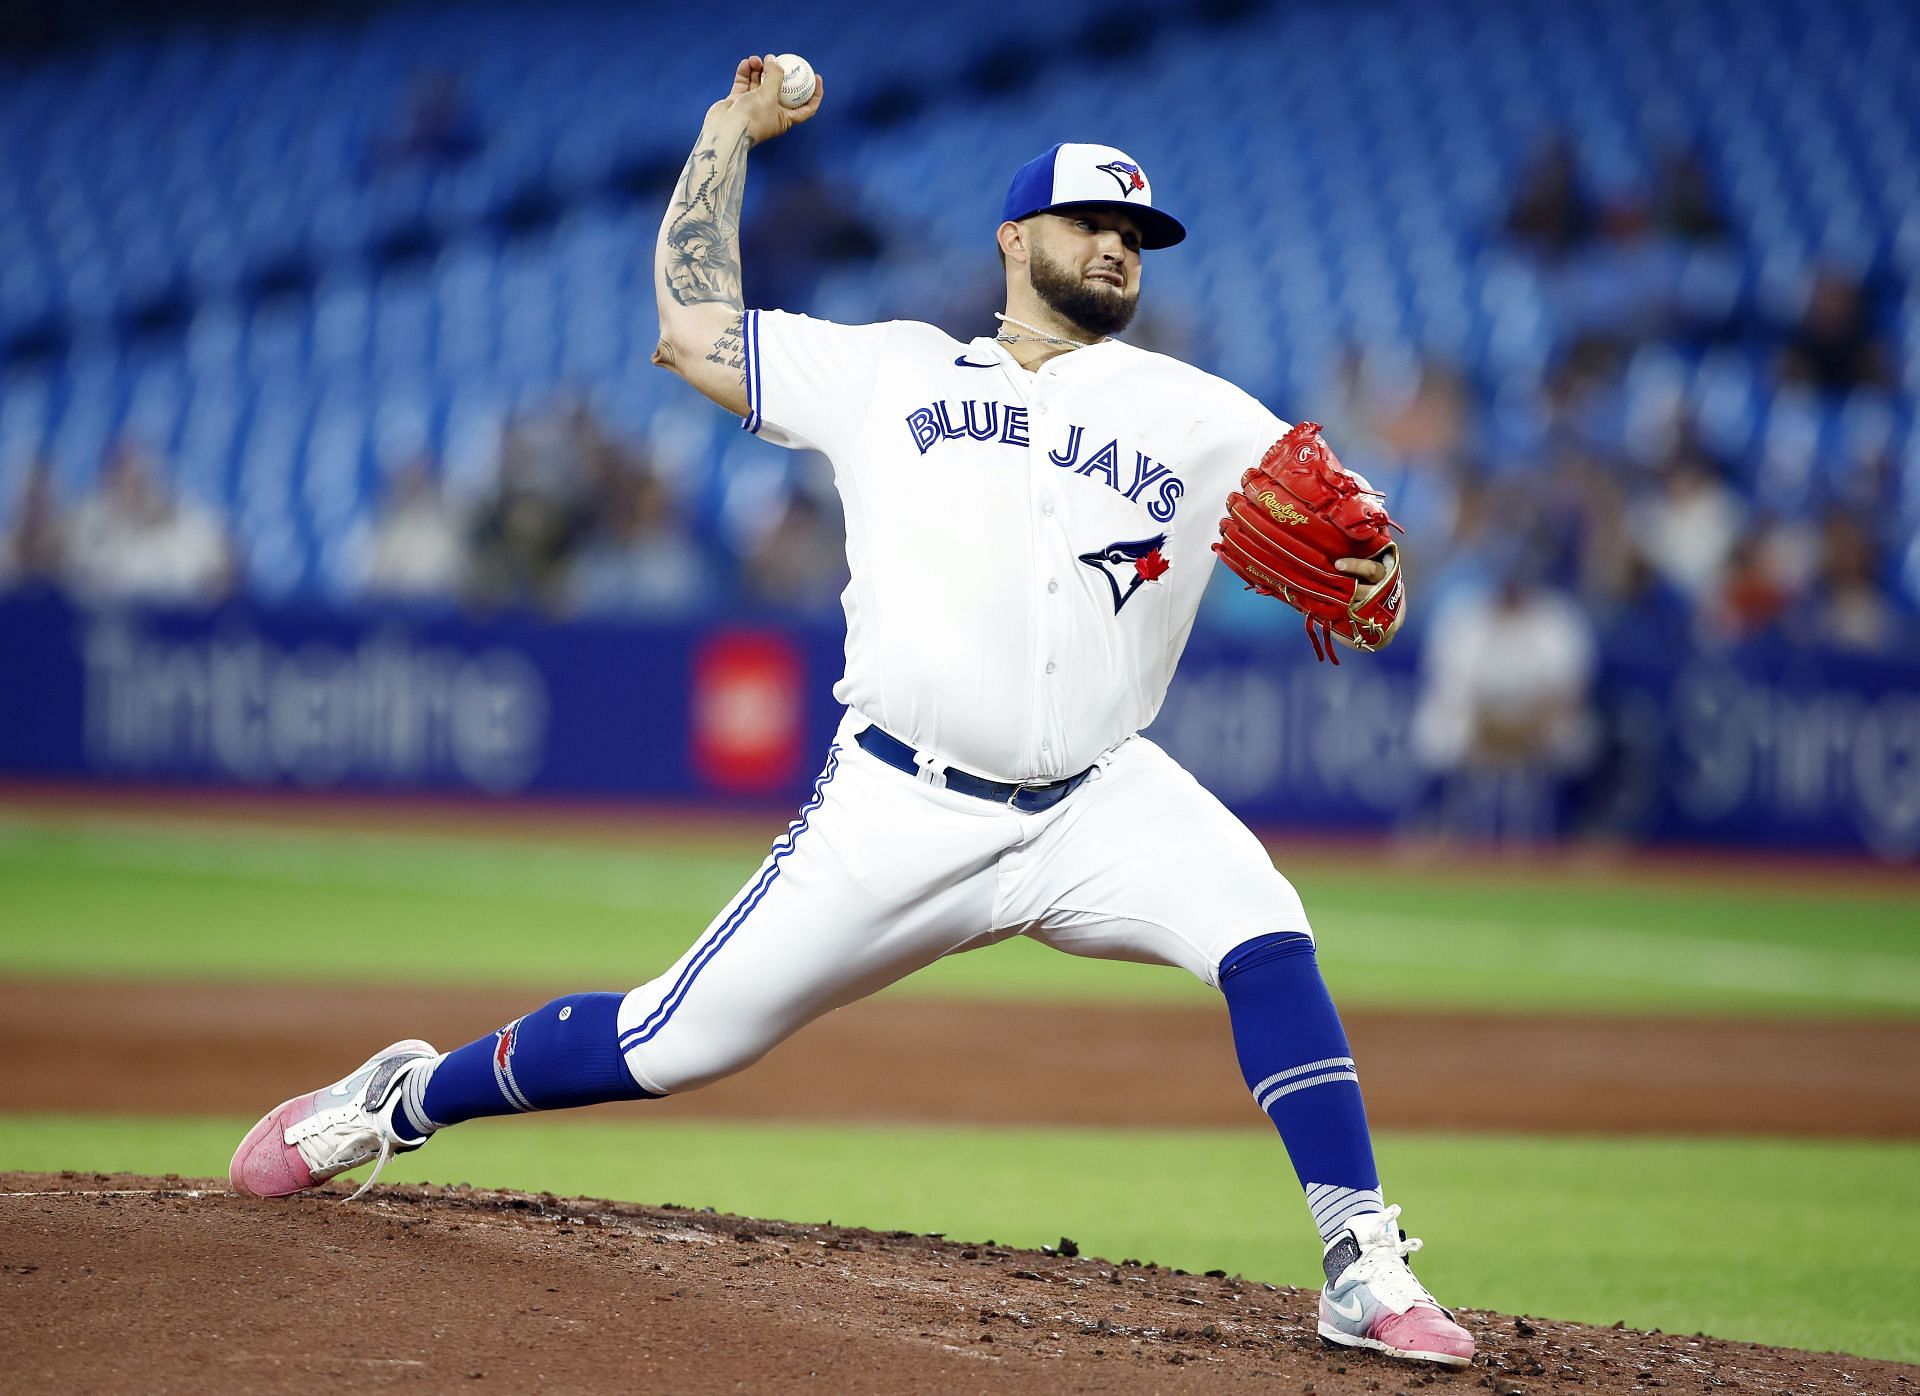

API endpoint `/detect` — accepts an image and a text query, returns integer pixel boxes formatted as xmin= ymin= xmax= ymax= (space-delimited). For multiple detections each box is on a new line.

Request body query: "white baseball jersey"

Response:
xmin=741 ymin=310 xmax=1291 ymax=783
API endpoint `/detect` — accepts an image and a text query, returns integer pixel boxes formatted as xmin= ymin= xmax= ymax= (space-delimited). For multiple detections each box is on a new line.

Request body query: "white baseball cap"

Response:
xmin=1001 ymin=142 xmax=1187 ymax=249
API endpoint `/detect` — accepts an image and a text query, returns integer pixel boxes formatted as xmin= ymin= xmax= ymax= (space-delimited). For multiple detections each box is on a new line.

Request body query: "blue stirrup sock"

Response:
xmin=1219 ymin=931 xmax=1385 ymax=1244
xmin=393 ymin=992 xmax=655 ymax=1142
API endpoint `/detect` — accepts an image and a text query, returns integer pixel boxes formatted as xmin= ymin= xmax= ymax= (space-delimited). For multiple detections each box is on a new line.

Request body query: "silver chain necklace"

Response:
xmin=992 ymin=312 xmax=1104 ymax=350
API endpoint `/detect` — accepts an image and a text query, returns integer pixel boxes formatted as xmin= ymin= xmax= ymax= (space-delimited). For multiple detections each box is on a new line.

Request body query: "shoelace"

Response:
xmin=287 ymin=1058 xmax=422 ymax=1203
xmin=343 ymin=1132 xmax=398 ymax=1204
xmin=1348 ymin=1205 xmax=1440 ymax=1311
xmin=342 ymin=1060 xmax=433 ymax=1203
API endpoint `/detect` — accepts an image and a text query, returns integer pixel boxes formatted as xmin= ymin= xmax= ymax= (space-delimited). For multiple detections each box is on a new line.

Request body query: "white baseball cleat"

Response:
xmin=1317 ymin=1206 xmax=1475 ymax=1367
xmin=229 ymin=1039 xmax=437 ymax=1201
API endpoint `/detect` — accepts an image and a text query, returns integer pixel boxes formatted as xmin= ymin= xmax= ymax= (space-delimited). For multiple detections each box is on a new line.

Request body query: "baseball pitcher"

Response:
xmin=231 ymin=56 xmax=1468 ymax=1369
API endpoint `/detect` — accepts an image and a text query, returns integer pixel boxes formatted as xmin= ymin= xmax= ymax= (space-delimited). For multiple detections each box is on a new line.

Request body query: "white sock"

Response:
xmin=1306 ymin=1182 xmax=1385 ymax=1244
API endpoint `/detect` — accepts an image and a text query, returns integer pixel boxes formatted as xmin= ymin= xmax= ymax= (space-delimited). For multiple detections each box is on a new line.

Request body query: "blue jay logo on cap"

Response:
xmin=1079 ymin=534 xmax=1170 ymax=613
xmin=1002 ymin=143 xmax=1187 ymax=248
xmin=1095 ymin=159 xmax=1147 ymax=197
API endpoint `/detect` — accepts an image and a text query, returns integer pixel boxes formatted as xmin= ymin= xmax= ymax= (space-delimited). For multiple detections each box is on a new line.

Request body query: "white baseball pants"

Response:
xmin=617 ymin=711 xmax=1311 ymax=1095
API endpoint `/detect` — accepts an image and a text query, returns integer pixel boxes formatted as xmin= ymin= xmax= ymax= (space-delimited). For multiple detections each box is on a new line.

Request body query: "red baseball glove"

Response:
xmin=1212 ymin=421 xmax=1407 ymax=663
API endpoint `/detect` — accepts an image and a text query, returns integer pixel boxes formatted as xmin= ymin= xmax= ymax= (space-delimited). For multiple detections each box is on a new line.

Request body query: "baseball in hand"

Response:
xmin=770 ymin=53 xmax=816 ymax=108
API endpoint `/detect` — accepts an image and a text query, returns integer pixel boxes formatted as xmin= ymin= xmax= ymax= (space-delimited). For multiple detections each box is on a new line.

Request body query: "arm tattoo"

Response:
xmin=662 ymin=128 xmax=751 ymax=309
xmin=703 ymin=313 xmax=747 ymax=381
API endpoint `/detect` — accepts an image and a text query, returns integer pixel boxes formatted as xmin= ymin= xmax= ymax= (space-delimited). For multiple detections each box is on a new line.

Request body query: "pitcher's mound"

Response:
xmin=3 ymin=1173 xmax=1905 ymax=1394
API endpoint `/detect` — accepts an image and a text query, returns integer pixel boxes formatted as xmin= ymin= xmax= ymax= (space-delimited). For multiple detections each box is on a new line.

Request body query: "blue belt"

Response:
xmin=855 ymin=725 xmax=1094 ymax=813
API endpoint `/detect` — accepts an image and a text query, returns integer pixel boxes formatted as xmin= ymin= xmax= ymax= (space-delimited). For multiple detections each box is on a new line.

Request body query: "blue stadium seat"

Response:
xmin=0 ymin=0 xmax=1913 ymax=603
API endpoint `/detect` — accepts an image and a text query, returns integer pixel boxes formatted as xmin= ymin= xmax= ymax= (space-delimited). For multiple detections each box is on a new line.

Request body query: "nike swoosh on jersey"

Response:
xmin=1325 ymin=1289 xmax=1367 ymax=1322
xmin=953 ymin=355 xmax=997 ymax=368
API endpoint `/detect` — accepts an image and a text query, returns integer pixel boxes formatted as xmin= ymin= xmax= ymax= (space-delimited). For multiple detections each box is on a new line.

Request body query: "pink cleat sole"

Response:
xmin=1319 ymin=1302 xmax=1475 ymax=1368
xmin=228 ymin=1094 xmax=319 ymax=1197
xmin=229 ymin=1038 xmax=436 ymax=1198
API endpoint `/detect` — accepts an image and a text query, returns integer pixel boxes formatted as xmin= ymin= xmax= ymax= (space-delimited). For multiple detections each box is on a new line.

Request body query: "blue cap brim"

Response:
xmin=1023 ymin=199 xmax=1187 ymax=250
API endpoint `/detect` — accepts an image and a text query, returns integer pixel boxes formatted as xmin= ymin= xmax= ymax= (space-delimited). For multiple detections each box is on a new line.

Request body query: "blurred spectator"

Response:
xmin=1584 ymin=545 xmax=1693 ymax=652
xmin=1802 ymin=511 xmax=1902 ymax=653
xmin=1317 ymin=351 xmax=1471 ymax=581
xmin=741 ymin=485 xmax=848 ymax=614
xmin=1629 ymin=444 xmax=1746 ymax=601
xmin=741 ymin=157 xmax=886 ymax=310
xmin=1776 ymin=268 xmax=1896 ymax=394
xmin=1531 ymin=337 xmax=1633 ymax=465
xmin=361 ymin=455 xmax=470 ymax=604
xmin=0 ymin=461 xmax=65 ymax=590
xmin=371 ymin=71 xmax=486 ymax=171
xmin=1377 ymin=360 xmax=1471 ymax=463
xmin=63 ymin=439 xmax=233 ymax=606
xmin=567 ymin=469 xmax=711 ymax=616
xmin=1404 ymin=473 xmax=1503 ymax=619
xmin=1830 ymin=445 xmax=1901 ymax=518
xmin=466 ymin=398 xmax=608 ymax=611
xmin=1706 ymin=522 xmax=1804 ymax=644
xmin=1502 ymin=134 xmax=1599 ymax=258
xmin=1412 ymin=562 xmax=1601 ymax=840
xmin=1646 ymin=149 xmax=1733 ymax=244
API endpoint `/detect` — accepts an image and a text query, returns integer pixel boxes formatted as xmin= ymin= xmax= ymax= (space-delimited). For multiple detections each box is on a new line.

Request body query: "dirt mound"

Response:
xmin=4 ymin=1173 xmax=1909 ymax=1394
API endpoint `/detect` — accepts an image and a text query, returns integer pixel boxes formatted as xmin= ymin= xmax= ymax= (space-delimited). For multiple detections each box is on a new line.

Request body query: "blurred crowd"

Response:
xmin=1428 ymin=139 xmax=1904 ymax=841
xmin=3 ymin=129 xmax=1912 ymax=845
xmin=1297 ymin=135 xmax=1913 ymax=661
xmin=1205 ymin=134 xmax=1914 ymax=839
xmin=0 ymin=397 xmax=850 ymax=620
xmin=2 ymin=440 xmax=236 ymax=606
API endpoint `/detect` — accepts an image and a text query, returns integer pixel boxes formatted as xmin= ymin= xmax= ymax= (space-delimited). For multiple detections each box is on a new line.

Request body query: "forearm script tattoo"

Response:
xmin=663 ymin=127 xmax=751 ymax=310
xmin=705 ymin=313 xmax=746 ymax=372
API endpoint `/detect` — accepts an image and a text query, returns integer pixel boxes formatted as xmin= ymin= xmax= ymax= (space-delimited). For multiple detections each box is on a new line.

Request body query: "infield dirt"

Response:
xmin=6 ymin=1173 xmax=1915 ymax=1395
xmin=5 ymin=978 xmax=1917 ymax=1137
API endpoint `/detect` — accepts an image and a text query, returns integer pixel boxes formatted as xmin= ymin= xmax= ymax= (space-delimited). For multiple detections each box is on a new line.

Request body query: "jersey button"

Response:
xmin=1045 ymin=662 xmax=1056 ymax=674
xmin=1041 ymin=502 xmax=1054 ymax=516
xmin=1047 ymin=579 xmax=1059 ymax=594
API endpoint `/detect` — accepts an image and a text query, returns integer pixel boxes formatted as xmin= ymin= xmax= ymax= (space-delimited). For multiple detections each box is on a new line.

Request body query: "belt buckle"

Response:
xmin=1007 ymin=777 xmax=1058 ymax=811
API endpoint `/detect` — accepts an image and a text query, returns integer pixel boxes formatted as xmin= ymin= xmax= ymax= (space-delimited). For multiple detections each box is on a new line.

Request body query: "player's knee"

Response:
xmin=621 ymin=1036 xmax=773 ymax=1097
xmin=1195 ymin=896 xmax=1314 ymax=985
xmin=616 ymin=983 xmax=775 ymax=1096
xmin=1219 ymin=930 xmax=1319 ymax=983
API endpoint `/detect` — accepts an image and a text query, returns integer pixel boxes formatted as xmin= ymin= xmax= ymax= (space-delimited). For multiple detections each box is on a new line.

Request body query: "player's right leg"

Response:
xmin=1009 ymin=736 xmax=1474 ymax=1367
xmin=230 ymin=727 xmax=1014 ymax=1198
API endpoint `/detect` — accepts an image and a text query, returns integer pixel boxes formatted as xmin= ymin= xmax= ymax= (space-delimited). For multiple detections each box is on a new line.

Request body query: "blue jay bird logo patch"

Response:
xmin=1095 ymin=160 xmax=1147 ymax=196
xmin=1079 ymin=534 xmax=1170 ymax=613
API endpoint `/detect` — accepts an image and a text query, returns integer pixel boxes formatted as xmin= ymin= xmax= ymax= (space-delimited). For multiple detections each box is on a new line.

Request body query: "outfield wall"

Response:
xmin=1 ymin=592 xmax=1914 ymax=859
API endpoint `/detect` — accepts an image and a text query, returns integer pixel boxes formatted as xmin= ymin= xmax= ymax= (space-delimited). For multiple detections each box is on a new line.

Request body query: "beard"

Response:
xmin=1027 ymin=243 xmax=1139 ymax=337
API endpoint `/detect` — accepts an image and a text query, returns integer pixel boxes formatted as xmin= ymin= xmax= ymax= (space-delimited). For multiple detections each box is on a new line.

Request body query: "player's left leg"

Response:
xmin=231 ymin=729 xmax=1016 ymax=1200
xmin=1010 ymin=735 xmax=1473 ymax=1368
xmin=226 ymin=992 xmax=650 ymax=1203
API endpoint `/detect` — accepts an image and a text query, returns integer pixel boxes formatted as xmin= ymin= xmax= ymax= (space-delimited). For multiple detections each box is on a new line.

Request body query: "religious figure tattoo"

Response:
xmin=663 ymin=128 xmax=751 ymax=309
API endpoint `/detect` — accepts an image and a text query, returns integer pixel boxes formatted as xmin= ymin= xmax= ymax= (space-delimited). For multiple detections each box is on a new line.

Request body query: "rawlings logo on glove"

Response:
xmin=1211 ymin=421 xmax=1407 ymax=663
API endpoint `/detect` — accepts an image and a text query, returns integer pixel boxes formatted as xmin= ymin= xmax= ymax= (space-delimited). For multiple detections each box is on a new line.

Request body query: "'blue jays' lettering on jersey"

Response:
xmin=902 ymin=398 xmax=1185 ymax=522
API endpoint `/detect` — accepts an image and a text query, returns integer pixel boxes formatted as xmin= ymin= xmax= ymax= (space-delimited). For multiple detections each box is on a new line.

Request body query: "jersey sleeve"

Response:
xmin=1191 ymin=383 xmax=1293 ymax=501
xmin=741 ymin=309 xmax=888 ymax=455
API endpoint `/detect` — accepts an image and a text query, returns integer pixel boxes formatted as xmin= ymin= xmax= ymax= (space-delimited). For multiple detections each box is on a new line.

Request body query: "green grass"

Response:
xmin=7 ymin=1113 xmax=1918 ymax=1362
xmin=4 ymin=815 xmax=1918 ymax=1015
